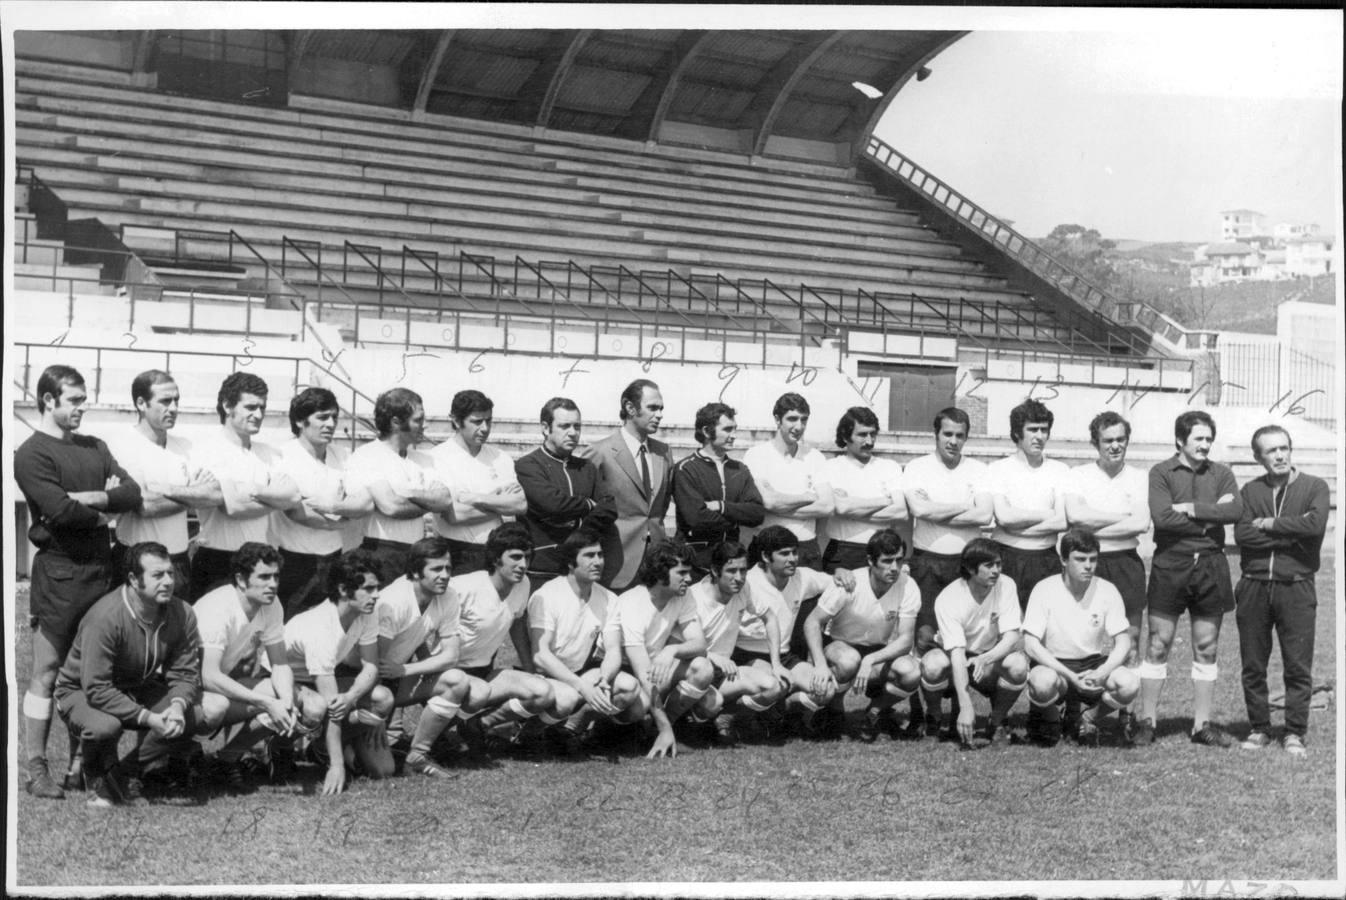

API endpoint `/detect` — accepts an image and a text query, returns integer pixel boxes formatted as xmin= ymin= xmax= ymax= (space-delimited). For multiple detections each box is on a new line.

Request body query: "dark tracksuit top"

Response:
xmin=672 ymin=450 xmax=766 ymax=545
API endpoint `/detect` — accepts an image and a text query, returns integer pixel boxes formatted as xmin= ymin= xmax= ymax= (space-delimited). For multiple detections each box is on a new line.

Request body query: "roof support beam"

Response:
xmin=748 ymin=31 xmax=844 ymax=157
xmin=414 ymin=30 xmax=455 ymax=115
xmin=285 ymin=29 xmax=314 ymax=85
xmin=130 ymin=31 xmax=156 ymax=74
xmin=641 ymin=30 xmax=711 ymax=143
xmin=508 ymin=30 xmax=589 ymax=126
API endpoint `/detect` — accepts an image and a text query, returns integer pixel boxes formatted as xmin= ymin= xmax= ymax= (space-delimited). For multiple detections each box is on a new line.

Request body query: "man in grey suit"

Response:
xmin=587 ymin=379 xmax=674 ymax=592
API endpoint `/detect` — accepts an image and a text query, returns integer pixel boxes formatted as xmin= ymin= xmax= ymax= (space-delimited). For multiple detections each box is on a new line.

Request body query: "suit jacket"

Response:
xmin=589 ymin=429 xmax=673 ymax=590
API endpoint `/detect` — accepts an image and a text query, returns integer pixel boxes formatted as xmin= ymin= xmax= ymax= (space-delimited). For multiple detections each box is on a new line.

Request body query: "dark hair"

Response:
xmin=540 ymin=397 xmax=579 ymax=428
xmin=36 ymin=365 xmax=85 ymax=413
xmin=693 ymin=402 xmax=736 ymax=445
xmin=710 ymin=540 xmax=749 ymax=574
xmin=1250 ymin=424 xmax=1292 ymax=457
xmin=932 ymin=407 xmax=970 ymax=435
xmin=749 ymin=525 xmax=799 ymax=567
xmin=559 ymin=528 xmax=604 ymax=569
xmin=125 ymin=541 xmax=171 ymax=582
xmin=289 ymin=387 xmax=339 ymax=436
xmin=1088 ymin=411 xmax=1131 ymax=448
xmin=958 ymin=538 xmax=1002 ymax=580
xmin=216 ymin=372 xmax=269 ymax=424
xmin=131 ymin=369 xmax=176 ymax=409
xmin=230 ymin=542 xmax=283 ymax=586
xmin=1058 ymin=527 xmax=1101 ymax=558
xmin=637 ymin=537 xmax=694 ymax=588
xmin=1009 ymin=399 xmax=1054 ymax=444
xmin=836 ymin=406 xmax=880 ymax=448
xmin=404 ymin=537 xmax=453 ymax=579
xmin=772 ymin=392 xmax=809 ymax=420
xmin=328 ymin=550 xmax=382 ymax=601
xmin=619 ymin=379 xmax=659 ymax=421
xmin=451 ymin=390 xmax=493 ymax=425
xmin=1175 ymin=410 xmax=1217 ymax=447
xmin=485 ymin=522 xmax=534 ymax=571
xmin=866 ymin=529 xmax=906 ymax=563
xmin=373 ymin=387 xmax=423 ymax=439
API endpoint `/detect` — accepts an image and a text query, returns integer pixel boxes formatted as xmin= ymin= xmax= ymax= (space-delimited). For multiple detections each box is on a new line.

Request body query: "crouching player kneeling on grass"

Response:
xmin=613 ymin=538 xmax=715 ymax=758
xmin=918 ymin=539 xmax=1028 ymax=748
xmin=374 ymin=537 xmax=473 ymax=777
xmin=196 ymin=542 xmax=325 ymax=792
xmin=278 ymin=550 xmax=395 ymax=795
xmin=690 ymin=541 xmax=789 ymax=745
xmin=54 ymin=541 xmax=202 ymax=808
xmin=802 ymin=529 xmax=921 ymax=742
xmin=1022 ymin=528 xmax=1138 ymax=746
xmin=451 ymin=524 xmax=559 ymax=748
xmin=527 ymin=528 xmax=643 ymax=753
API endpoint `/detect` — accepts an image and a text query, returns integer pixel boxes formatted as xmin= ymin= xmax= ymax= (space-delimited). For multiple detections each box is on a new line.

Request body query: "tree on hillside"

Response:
xmin=1040 ymin=223 xmax=1118 ymax=289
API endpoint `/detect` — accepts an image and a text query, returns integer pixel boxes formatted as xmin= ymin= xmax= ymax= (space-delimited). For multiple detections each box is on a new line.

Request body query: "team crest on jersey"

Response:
xmin=885 ymin=610 xmax=898 ymax=622
xmin=1089 ymin=614 xmax=1101 ymax=628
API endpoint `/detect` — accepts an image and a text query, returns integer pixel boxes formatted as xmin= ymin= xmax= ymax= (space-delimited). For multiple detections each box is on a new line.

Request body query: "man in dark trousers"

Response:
xmin=16 ymin=365 xmax=142 ymax=799
xmin=671 ymin=401 xmax=764 ymax=577
xmin=588 ymin=379 xmax=674 ymax=591
xmin=1234 ymin=425 xmax=1329 ymax=758
xmin=54 ymin=541 xmax=202 ymax=807
xmin=516 ymin=397 xmax=615 ymax=591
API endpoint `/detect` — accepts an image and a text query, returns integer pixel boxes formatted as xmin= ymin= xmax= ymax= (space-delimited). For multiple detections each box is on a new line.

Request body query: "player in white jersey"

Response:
xmin=430 ymin=390 xmax=526 ymax=576
xmin=279 ymin=550 xmax=395 ymax=794
xmin=274 ymin=388 xmax=373 ymax=618
xmin=609 ymin=538 xmax=715 ymax=758
xmin=449 ymin=524 xmax=558 ymax=749
xmin=919 ymin=538 xmax=1029 ymax=748
xmin=1023 ymin=528 xmax=1139 ymax=746
xmin=982 ymin=399 xmax=1069 ymax=612
xmin=1062 ymin=411 xmax=1150 ymax=740
xmin=105 ymin=370 xmax=216 ymax=600
xmin=373 ymin=537 xmax=474 ymax=777
xmin=528 ymin=528 xmax=643 ymax=753
xmin=196 ymin=543 xmax=326 ymax=790
xmin=820 ymin=407 xmax=907 ymax=574
xmin=689 ymin=541 xmax=788 ymax=744
xmin=345 ymin=387 xmax=454 ymax=585
xmin=732 ymin=525 xmax=854 ymax=735
xmin=188 ymin=372 xmax=301 ymax=599
xmin=742 ymin=392 xmax=835 ymax=570
xmin=802 ymin=529 xmax=921 ymax=741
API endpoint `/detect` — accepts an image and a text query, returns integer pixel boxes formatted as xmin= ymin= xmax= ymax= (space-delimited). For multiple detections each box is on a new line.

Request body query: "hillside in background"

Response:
xmin=1036 ymin=235 xmax=1336 ymax=334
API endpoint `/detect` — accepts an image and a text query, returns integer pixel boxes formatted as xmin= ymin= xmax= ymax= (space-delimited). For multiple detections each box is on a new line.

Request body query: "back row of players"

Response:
xmin=16 ymin=365 xmax=1328 ymax=805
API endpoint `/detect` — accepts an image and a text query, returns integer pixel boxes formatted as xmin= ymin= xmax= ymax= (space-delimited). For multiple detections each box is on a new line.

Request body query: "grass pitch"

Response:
xmin=9 ymin=556 xmax=1340 ymax=889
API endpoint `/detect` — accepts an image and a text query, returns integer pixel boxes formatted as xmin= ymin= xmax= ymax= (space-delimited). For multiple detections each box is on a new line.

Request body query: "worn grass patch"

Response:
xmin=9 ymin=557 xmax=1339 ymax=889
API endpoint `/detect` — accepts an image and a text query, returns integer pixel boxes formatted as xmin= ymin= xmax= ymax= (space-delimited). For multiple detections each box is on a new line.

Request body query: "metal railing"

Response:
xmin=863 ymin=136 xmax=1219 ymax=352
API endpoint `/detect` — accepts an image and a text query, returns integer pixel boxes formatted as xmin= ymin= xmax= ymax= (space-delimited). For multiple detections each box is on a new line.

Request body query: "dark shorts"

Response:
xmin=828 ymin=640 xmax=894 ymax=697
xmin=190 ymin=545 xmax=235 ymax=602
xmin=997 ymin=543 xmax=1062 ymax=612
xmin=461 ymin=663 xmax=498 ymax=680
xmin=1096 ymin=549 xmax=1146 ymax=627
xmin=910 ymin=549 xmax=962 ymax=635
xmin=113 ymin=542 xmax=191 ymax=603
xmin=444 ymin=538 xmax=488 ymax=578
xmin=278 ymin=547 xmax=339 ymax=620
xmin=730 ymin=645 xmax=804 ymax=674
xmin=821 ymin=539 xmax=870 ymax=575
xmin=571 ymin=644 xmax=604 ymax=678
xmin=361 ymin=537 xmax=413 ymax=588
xmin=30 ymin=550 xmax=112 ymax=648
xmin=795 ymin=538 xmax=823 ymax=571
xmin=1057 ymin=653 xmax=1109 ymax=704
xmin=1147 ymin=550 xmax=1234 ymax=618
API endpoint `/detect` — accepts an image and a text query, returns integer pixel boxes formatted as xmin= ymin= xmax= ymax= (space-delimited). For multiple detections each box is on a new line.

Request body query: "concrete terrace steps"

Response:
xmin=40 ymin=191 xmax=1039 ymax=308
xmin=15 ymin=65 xmax=881 ymax=190
xmin=14 ymin=85 xmax=885 ymax=207
xmin=14 ymin=107 xmax=929 ymax=233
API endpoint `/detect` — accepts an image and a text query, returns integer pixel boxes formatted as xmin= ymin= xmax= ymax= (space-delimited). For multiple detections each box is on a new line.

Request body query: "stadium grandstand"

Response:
xmin=10 ymin=27 xmax=1336 ymax=573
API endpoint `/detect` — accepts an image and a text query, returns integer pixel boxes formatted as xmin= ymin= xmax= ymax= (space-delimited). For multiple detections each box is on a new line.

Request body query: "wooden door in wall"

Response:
xmin=856 ymin=362 xmax=956 ymax=432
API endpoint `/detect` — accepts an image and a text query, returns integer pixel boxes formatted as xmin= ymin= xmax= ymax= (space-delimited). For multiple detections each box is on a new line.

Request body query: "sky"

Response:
xmin=876 ymin=18 xmax=1342 ymax=243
